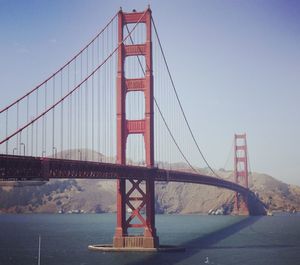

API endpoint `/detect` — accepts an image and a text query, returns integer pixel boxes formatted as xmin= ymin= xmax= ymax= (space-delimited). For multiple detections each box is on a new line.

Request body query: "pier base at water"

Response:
xmin=89 ymin=235 xmax=184 ymax=252
xmin=88 ymin=244 xmax=185 ymax=252
xmin=113 ymin=235 xmax=159 ymax=249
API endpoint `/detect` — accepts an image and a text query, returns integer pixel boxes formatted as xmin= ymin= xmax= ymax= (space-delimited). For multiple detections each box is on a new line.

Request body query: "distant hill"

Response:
xmin=1 ymin=149 xmax=299 ymax=214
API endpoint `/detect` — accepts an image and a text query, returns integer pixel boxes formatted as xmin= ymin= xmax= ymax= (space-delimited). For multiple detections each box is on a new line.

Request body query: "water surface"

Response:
xmin=0 ymin=214 xmax=299 ymax=265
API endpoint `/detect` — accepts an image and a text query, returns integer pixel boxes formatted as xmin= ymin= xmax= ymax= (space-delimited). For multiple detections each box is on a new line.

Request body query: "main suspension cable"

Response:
xmin=223 ymin=137 xmax=234 ymax=170
xmin=0 ymin=12 xmax=118 ymax=114
xmin=0 ymin=10 xmax=148 ymax=146
xmin=151 ymin=17 xmax=220 ymax=178
xmin=124 ymin=24 xmax=197 ymax=173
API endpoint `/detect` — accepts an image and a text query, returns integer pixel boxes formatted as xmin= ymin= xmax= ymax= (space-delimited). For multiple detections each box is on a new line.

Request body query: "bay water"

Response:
xmin=0 ymin=214 xmax=299 ymax=265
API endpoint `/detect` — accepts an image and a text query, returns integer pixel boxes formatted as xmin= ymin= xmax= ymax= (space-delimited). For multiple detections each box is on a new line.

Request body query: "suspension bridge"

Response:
xmin=0 ymin=7 xmax=265 ymax=250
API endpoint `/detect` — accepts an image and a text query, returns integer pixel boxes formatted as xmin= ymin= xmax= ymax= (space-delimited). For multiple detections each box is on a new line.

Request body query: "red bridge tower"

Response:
xmin=233 ymin=133 xmax=250 ymax=215
xmin=113 ymin=7 xmax=158 ymax=248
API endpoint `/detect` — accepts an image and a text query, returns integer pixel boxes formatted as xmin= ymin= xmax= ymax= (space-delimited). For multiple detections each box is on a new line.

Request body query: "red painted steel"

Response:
xmin=124 ymin=44 xmax=146 ymax=56
xmin=114 ymin=7 xmax=158 ymax=248
xmin=234 ymin=133 xmax=250 ymax=215
xmin=126 ymin=120 xmax=146 ymax=134
xmin=125 ymin=78 xmax=146 ymax=91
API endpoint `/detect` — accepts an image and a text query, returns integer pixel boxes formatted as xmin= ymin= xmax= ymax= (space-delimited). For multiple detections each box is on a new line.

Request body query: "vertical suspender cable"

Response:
xmin=31 ymin=117 xmax=33 ymax=156
xmin=36 ymin=90 xmax=38 ymax=156
xmin=26 ymin=96 xmax=29 ymax=156
xmin=16 ymin=102 xmax=19 ymax=155
xmin=85 ymin=49 xmax=88 ymax=160
xmin=61 ymin=71 xmax=63 ymax=158
xmin=103 ymin=32 xmax=106 ymax=161
xmin=108 ymin=25 xmax=111 ymax=160
xmin=45 ymin=82 xmax=47 ymax=156
xmin=52 ymin=76 xmax=55 ymax=157
xmin=110 ymin=26 xmax=113 ymax=161
xmin=68 ymin=64 xmax=70 ymax=156
xmin=74 ymin=58 xmax=77 ymax=159
xmin=70 ymin=66 xmax=73 ymax=156
xmin=42 ymin=83 xmax=47 ymax=156
xmin=5 ymin=110 xmax=8 ymax=154
xmin=92 ymin=41 xmax=95 ymax=160
xmin=97 ymin=36 xmax=101 ymax=161
xmin=80 ymin=53 xmax=83 ymax=157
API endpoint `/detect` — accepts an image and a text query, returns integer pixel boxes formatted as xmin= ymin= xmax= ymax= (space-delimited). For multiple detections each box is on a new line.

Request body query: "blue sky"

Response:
xmin=0 ymin=0 xmax=299 ymax=185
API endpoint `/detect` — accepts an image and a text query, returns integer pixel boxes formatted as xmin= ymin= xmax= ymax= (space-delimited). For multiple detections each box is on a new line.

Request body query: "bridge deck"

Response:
xmin=0 ymin=154 xmax=249 ymax=195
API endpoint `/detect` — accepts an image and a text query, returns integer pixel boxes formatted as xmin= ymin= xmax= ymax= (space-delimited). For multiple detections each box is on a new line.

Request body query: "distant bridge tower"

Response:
xmin=233 ymin=133 xmax=250 ymax=215
xmin=113 ymin=7 xmax=159 ymax=248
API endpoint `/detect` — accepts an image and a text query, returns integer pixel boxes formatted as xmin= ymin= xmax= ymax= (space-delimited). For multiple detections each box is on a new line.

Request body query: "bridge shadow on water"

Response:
xmin=125 ymin=216 xmax=265 ymax=265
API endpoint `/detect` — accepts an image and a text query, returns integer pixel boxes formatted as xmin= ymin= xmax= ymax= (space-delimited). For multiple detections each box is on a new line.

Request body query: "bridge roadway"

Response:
xmin=0 ymin=154 xmax=266 ymax=215
xmin=0 ymin=154 xmax=250 ymax=195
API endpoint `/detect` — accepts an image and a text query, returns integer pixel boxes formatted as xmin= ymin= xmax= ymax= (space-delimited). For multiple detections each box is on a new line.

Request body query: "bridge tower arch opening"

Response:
xmin=113 ymin=7 xmax=159 ymax=248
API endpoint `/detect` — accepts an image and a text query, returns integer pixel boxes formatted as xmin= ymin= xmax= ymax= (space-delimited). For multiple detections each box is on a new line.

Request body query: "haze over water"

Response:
xmin=0 ymin=213 xmax=299 ymax=265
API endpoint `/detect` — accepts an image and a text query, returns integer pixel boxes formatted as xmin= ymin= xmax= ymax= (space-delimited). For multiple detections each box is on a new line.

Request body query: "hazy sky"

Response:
xmin=0 ymin=0 xmax=299 ymax=185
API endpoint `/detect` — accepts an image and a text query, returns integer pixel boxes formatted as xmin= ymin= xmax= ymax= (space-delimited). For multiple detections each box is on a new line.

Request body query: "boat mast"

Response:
xmin=38 ymin=235 xmax=41 ymax=265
